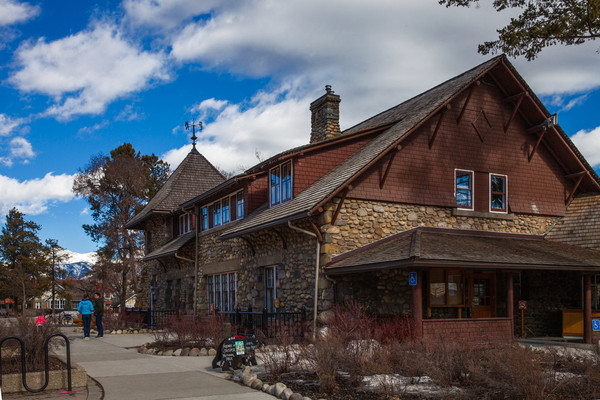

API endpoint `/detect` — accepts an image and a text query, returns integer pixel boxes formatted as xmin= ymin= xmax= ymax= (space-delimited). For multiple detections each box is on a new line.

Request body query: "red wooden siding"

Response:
xmin=247 ymin=175 xmax=268 ymax=215
xmin=294 ymin=136 xmax=374 ymax=196
xmin=350 ymin=83 xmax=570 ymax=216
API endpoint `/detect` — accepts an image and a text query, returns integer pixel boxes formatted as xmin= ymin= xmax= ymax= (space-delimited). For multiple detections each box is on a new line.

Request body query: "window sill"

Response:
xmin=452 ymin=209 xmax=514 ymax=220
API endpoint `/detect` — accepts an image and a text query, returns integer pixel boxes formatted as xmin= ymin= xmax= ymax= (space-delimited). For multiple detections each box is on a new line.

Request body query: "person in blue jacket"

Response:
xmin=77 ymin=294 xmax=94 ymax=339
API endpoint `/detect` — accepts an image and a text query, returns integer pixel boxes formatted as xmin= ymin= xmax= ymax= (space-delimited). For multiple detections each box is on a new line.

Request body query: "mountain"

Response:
xmin=56 ymin=250 xmax=97 ymax=280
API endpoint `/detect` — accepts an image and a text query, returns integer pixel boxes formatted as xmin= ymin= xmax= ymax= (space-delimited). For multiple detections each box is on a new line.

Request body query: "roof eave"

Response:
xmin=219 ymin=211 xmax=311 ymax=240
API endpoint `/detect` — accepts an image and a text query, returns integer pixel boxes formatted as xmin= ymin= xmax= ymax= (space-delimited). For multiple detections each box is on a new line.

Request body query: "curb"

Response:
xmin=86 ymin=375 xmax=104 ymax=400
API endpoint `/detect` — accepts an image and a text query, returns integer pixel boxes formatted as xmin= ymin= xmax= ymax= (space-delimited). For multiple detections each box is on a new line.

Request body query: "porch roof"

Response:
xmin=325 ymin=227 xmax=600 ymax=275
xmin=141 ymin=231 xmax=195 ymax=262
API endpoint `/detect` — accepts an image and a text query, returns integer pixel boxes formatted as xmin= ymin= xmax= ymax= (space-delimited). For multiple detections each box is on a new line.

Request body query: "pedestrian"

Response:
xmin=77 ymin=294 xmax=94 ymax=339
xmin=93 ymin=292 xmax=104 ymax=338
xmin=36 ymin=312 xmax=46 ymax=326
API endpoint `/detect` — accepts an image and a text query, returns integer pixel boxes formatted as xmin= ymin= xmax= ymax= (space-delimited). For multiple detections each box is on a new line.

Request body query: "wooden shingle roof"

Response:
xmin=546 ymin=194 xmax=600 ymax=249
xmin=326 ymin=227 xmax=600 ymax=275
xmin=219 ymin=57 xmax=502 ymax=238
xmin=126 ymin=149 xmax=225 ymax=229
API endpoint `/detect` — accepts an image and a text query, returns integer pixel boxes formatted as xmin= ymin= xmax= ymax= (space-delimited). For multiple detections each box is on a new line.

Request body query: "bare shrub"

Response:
xmin=103 ymin=311 xmax=145 ymax=331
xmin=261 ymin=327 xmax=298 ymax=381
xmin=423 ymin=339 xmax=472 ymax=387
xmin=300 ymin=333 xmax=343 ymax=395
xmin=374 ymin=314 xmax=416 ymax=344
xmin=200 ymin=314 xmax=229 ymax=348
xmin=3 ymin=317 xmax=61 ymax=371
xmin=168 ymin=316 xmax=203 ymax=349
xmin=463 ymin=345 xmax=546 ymax=400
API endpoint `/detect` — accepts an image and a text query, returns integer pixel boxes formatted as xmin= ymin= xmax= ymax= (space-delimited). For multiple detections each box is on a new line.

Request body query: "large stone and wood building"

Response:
xmin=126 ymin=55 xmax=600 ymax=345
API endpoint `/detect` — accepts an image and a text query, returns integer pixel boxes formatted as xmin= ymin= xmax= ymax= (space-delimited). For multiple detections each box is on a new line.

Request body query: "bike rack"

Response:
xmin=0 ymin=333 xmax=73 ymax=393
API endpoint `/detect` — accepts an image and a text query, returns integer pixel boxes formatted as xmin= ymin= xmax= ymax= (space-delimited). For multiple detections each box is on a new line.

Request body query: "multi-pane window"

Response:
xmin=490 ymin=174 xmax=507 ymax=213
xmin=207 ymin=272 xmax=237 ymax=312
xmin=222 ymin=198 xmax=230 ymax=224
xmin=455 ymin=169 xmax=473 ymax=210
xmin=213 ymin=201 xmax=222 ymax=227
xmin=236 ymin=192 xmax=244 ymax=219
xmin=265 ymin=267 xmax=277 ymax=312
xmin=201 ymin=207 xmax=208 ymax=231
xmin=428 ymin=269 xmax=463 ymax=306
xmin=52 ymin=299 xmax=65 ymax=309
xmin=35 ymin=302 xmax=41 ymax=309
xmin=179 ymin=213 xmax=193 ymax=235
xmin=270 ymin=161 xmax=292 ymax=207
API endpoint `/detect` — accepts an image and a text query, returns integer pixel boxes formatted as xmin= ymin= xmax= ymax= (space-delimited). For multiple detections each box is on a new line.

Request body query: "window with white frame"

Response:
xmin=213 ymin=201 xmax=222 ymax=227
xmin=455 ymin=169 xmax=474 ymax=210
xmin=35 ymin=302 xmax=41 ymax=309
xmin=265 ymin=266 xmax=277 ymax=313
xmin=270 ymin=161 xmax=292 ymax=207
xmin=206 ymin=272 xmax=237 ymax=312
xmin=52 ymin=299 xmax=65 ymax=309
xmin=489 ymin=174 xmax=508 ymax=213
xmin=236 ymin=191 xmax=244 ymax=219
xmin=222 ymin=197 xmax=230 ymax=224
xmin=179 ymin=213 xmax=193 ymax=235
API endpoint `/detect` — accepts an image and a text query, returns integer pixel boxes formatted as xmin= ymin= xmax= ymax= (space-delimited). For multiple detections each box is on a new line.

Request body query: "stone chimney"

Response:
xmin=310 ymin=85 xmax=341 ymax=143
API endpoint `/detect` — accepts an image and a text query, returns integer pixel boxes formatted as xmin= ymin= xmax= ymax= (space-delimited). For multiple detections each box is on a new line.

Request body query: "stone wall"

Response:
xmin=319 ymin=198 xmax=557 ymax=260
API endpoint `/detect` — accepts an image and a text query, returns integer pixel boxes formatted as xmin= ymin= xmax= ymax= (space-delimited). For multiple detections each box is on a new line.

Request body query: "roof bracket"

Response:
xmin=504 ymin=92 xmax=527 ymax=133
xmin=331 ymin=187 xmax=350 ymax=226
xmin=565 ymin=174 xmax=585 ymax=206
xmin=240 ymin=236 xmax=256 ymax=256
xmin=456 ymin=80 xmax=480 ymax=124
xmin=429 ymin=105 xmax=450 ymax=149
xmin=528 ymin=128 xmax=547 ymax=162
xmin=379 ymin=150 xmax=398 ymax=189
xmin=309 ymin=220 xmax=323 ymax=243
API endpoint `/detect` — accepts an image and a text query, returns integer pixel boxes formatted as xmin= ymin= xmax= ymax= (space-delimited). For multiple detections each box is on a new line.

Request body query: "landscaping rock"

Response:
xmin=200 ymin=348 xmax=208 ymax=356
xmin=251 ymin=378 xmax=263 ymax=389
xmin=134 ymin=330 xmax=139 ymax=334
xmin=208 ymin=348 xmax=217 ymax=356
xmin=156 ymin=351 xmax=163 ymax=356
xmin=116 ymin=330 xmax=122 ymax=334
xmin=232 ymin=370 xmax=243 ymax=382
xmin=242 ymin=374 xmax=257 ymax=386
xmin=301 ymin=397 xmax=313 ymax=400
xmin=162 ymin=350 xmax=173 ymax=357
xmin=262 ymin=384 xmax=271 ymax=392
xmin=273 ymin=382 xmax=286 ymax=397
xmin=181 ymin=348 xmax=190 ymax=357
xmin=173 ymin=348 xmax=182 ymax=356
xmin=289 ymin=394 xmax=303 ymax=400
xmin=281 ymin=388 xmax=294 ymax=400
xmin=189 ymin=348 xmax=200 ymax=356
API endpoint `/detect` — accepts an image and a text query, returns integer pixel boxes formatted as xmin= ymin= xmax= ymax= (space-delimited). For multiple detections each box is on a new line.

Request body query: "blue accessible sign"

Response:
xmin=593 ymin=319 xmax=600 ymax=332
xmin=409 ymin=272 xmax=417 ymax=286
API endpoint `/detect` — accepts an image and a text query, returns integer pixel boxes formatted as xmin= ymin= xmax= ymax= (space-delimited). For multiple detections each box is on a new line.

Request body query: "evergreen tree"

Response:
xmin=0 ymin=208 xmax=49 ymax=314
xmin=73 ymin=143 xmax=169 ymax=312
xmin=440 ymin=0 xmax=600 ymax=60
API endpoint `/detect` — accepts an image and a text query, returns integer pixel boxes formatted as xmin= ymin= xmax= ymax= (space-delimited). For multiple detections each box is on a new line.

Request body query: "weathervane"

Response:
xmin=184 ymin=120 xmax=203 ymax=150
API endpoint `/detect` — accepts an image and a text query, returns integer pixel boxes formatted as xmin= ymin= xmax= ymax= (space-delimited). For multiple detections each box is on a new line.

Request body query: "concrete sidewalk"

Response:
xmin=63 ymin=329 xmax=273 ymax=400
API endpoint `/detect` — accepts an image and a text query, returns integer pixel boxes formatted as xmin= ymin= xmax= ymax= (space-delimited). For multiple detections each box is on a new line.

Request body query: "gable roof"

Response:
xmin=215 ymin=55 xmax=598 ymax=239
xmin=325 ymin=227 xmax=600 ymax=275
xmin=219 ymin=56 xmax=505 ymax=238
xmin=546 ymin=194 xmax=600 ymax=249
xmin=140 ymin=231 xmax=195 ymax=261
xmin=125 ymin=149 xmax=225 ymax=229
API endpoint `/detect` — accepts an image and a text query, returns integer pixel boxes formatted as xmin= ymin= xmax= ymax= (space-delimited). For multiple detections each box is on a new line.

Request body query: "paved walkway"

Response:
xmin=63 ymin=328 xmax=272 ymax=400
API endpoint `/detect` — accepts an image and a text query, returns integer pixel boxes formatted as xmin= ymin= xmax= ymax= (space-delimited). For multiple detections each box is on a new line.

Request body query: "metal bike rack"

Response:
xmin=0 ymin=332 xmax=72 ymax=393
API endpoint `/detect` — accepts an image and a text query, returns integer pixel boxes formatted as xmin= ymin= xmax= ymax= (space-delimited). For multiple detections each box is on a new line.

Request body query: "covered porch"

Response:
xmin=326 ymin=227 xmax=600 ymax=346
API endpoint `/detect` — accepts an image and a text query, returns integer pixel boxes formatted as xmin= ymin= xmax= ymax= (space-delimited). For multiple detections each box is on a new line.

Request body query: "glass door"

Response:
xmin=471 ymin=273 xmax=495 ymax=318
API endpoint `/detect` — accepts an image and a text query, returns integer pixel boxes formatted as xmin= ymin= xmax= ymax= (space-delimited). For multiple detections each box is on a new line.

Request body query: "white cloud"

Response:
xmin=123 ymin=0 xmax=221 ymax=32
xmin=10 ymin=22 xmax=169 ymax=120
xmin=0 ymin=114 xmax=22 ymax=136
xmin=0 ymin=0 xmax=39 ymax=26
xmin=0 ymin=173 xmax=75 ymax=216
xmin=571 ymin=127 xmax=600 ymax=168
xmin=77 ymin=121 xmax=108 ymax=136
xmin=163 ymin=84 xmax=308 ymax=172
xmin=9 ymin=136 xmax=34 ymax=159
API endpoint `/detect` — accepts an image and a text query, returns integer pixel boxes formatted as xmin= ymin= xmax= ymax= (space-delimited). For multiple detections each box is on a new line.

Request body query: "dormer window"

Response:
xmin=178 ymin=213 xmax=193 ymax=235
xmin=270 ymin=161 xmax=292 ymax=207
xmin=201 ymin=207 xmax=208 ymax=231
xmin=201 ymin=190 xmax=244 ymax=232
xmin=236 ymin=191 xmax=244 ymax=219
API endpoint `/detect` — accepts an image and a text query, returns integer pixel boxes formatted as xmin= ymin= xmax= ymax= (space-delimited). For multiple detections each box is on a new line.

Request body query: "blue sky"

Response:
xmin=1 ymin=0 xmax=599 ymax=254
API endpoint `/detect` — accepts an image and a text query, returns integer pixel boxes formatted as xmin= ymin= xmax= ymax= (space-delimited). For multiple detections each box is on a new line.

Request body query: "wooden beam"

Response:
xmin=503 ymin=91 xmax=527 ymax=103
xmin=309 ymin=220 xmax=323 ymax=243
xmin=565 ymin=170 xmax=588 ymax=179
xmin=456 ymin=81 xmax=480 ymax=124
xmin=566 ymin=174 xmax=584 ymax=205
xmin=379 ymin=150 xmax=397 ymax=189
xmin=528 ymin=128 xmax=546 ymax=162
xmin=331 ymin=188 xmax=349 ymax=226
xmin=504 ymin=92 xmax=527 ymax=133
xmin=429 ymin=105 xmax=450 ymax=149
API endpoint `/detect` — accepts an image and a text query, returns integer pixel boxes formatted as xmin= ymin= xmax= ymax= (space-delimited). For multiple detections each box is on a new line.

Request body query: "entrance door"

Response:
xmin=471 ymin=273 xmax=495 ymax=318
